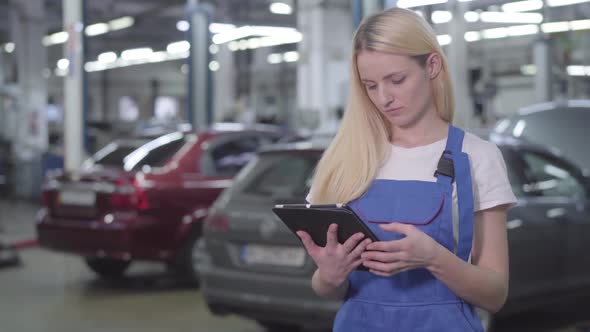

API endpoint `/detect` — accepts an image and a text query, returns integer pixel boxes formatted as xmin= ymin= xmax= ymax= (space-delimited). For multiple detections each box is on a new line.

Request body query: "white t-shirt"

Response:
xmin=307 ymin=132 xmax=518 ymax=212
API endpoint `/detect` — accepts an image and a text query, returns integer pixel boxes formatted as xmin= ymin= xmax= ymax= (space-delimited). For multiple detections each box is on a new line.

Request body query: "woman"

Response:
xmin=298 ymin=7 xmax=517 ymax=332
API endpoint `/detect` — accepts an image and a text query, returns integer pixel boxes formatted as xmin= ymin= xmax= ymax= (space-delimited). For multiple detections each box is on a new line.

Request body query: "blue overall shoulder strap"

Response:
xmin=436 ymin=125 xmax=474 ymax=262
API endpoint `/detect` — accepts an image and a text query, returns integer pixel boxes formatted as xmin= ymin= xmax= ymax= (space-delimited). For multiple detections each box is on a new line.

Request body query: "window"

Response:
xmin=123 ymin=133 xmax=187 ymax=171
xmin=521 ymin=152 xmax=586 ymax=198
xmin=241 ymin=153 xmax=319 ymax=199
xmin=94 ymin=146 xmax=138 ymax=167
xmin=208 ymin=136 xmax=261 ymax=176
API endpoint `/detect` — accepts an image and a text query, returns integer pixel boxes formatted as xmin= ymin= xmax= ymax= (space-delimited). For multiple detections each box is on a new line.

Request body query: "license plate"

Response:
xmin=241 ymin=244 xmax=306 ymax=267
xmin=59 ymin=190 xmax=96 ymax=206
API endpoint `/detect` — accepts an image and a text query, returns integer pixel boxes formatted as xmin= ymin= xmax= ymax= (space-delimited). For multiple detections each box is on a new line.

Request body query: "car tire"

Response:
xmin=85 ymin=257 xmax=130 ymax=279
xmin=257 ymin=321 xmax=302 ymax=332
xmin=168 ymin=227 xmax=201 ymax=286
xmin=476 ymin=308 xmax=493 ymax=332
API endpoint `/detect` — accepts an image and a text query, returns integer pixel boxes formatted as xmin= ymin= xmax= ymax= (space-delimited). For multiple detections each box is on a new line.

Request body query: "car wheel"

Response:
xmin=257 ymin=321 xmax=302 ymax=332
xmin=84 ymin=257 xmax=130 ymax=279
xmin=168 ymin=227 xmax=201 ymax=286
xmin=476 ymin=308 xmax=493 ymax=332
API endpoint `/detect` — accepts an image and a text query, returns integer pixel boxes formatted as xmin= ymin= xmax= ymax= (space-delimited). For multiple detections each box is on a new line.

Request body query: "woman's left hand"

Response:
xmin=361 ymin=222 xmax=441 ymax=277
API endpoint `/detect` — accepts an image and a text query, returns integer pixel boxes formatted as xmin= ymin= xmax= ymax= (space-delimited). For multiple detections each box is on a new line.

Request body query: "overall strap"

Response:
xmin=435 ymin=125 xmax=474 ymax=262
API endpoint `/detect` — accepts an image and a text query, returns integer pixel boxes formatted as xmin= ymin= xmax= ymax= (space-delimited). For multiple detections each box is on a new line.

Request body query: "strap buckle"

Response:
xmin=434 ymin=150 xmax=455 ymax=180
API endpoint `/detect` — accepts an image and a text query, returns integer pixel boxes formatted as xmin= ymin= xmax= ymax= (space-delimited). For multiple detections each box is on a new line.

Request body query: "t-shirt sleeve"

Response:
xmin=470 ymin=141 xmax=518 ymax=212
xmin=305 ymin=191 xmax=313 ymax=204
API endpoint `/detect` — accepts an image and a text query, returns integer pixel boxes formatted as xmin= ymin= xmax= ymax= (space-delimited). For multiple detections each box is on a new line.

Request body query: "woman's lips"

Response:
xmin=384 ymin=107 xmax=403 ymax=114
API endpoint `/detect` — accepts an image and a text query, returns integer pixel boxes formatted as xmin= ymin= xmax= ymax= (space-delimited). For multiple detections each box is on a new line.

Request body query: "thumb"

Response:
xmin=379 ymin=222 xmax=411 ymax=234
xmin=296 ymin=231 xmax=319 ymax=254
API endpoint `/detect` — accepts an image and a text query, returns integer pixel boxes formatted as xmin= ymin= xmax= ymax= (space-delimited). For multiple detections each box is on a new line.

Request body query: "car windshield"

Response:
xmin=237 ymin=151 xmax=320 ymax=199
xmin=123 ymin=132 xmax=189 ymax=171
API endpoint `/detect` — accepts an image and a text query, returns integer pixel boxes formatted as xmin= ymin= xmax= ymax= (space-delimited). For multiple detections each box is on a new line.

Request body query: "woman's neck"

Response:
xmin=390 ymin=116 xmax=449 ymax=148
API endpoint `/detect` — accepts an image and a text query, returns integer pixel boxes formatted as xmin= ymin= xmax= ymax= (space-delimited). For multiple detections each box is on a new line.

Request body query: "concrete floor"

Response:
xmin=1 ymin=200 xmax=589 ymax=332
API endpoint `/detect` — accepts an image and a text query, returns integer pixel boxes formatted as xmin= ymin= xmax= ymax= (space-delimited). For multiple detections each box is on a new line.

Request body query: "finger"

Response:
xmin=362 ymin=260 xmax=398 ymax=273
xmin=369 ymin=269 xmax=395 ymax=277
xmin=379 ymin=222 xmax=412 ymax=234
xmin=366 ymin=239 xmax=405 ymax=252
xmin=325 ymin=223 xmax=339 ymax=249
xmin=296 ymin=231 xmax=319 ymax=254
xmin=361 ymin=250 xmax=404 ymax=263
xmin=342 ymin=232 xmax=366 ymax=253
xmin=349 ymin=238 xmax=373 ymax=258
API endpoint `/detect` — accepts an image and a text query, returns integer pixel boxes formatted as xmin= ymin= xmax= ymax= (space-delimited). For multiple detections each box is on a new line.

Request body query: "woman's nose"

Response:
xmin=378 ymin=86 xmax=394 ymax=108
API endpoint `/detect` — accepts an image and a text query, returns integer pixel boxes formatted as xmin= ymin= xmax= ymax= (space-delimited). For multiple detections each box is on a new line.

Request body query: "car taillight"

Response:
xmin=110 ymin=176 xmax=151 ymax=212
xmin=41 ymin=191 xmax=53 ymax=207
xmin=204 ymin=209 xmax=229 ymax=232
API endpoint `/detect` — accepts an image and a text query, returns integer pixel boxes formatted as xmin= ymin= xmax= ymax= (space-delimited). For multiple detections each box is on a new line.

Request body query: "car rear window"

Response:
xmin=238 ymin=151 xmax=320 ymax=199
xmin=123 ymin=133 xmax=189 ymax=171
xmin=94 ymin=146 xmax=138 ymax=167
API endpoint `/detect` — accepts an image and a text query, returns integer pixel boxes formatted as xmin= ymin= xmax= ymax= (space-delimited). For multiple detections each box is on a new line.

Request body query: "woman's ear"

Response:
xmin=426 ymin=53 xmax=442 ymax=80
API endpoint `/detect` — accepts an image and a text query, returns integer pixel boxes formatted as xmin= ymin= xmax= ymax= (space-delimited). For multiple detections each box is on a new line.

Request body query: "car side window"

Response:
xmin=521 ymin=152 xmax=586 ymax=199
xmin=209 ymin=136 xmax=261 ymax=176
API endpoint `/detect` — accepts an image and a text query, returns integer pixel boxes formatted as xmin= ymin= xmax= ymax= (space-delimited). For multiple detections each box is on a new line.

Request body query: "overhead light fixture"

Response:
xmin=464 ymin=31 xmax=481 ymax=42
xmin=547 ymin=0 xmax=590 ymax=6
xmin=208 ymin=61 xmax=220 ymax=71
xmin=121 ymin=47 xmax=153 ymax=61
xmin=108 ymin=16 xmax=134 ymax=31
xmin=397 ymin=0 xmax=447 ymax=8
xmin=209 ymin=23 xmax=236 ymax=34
xmin=432 ymin=11 xmax=453 ymax=24
xmin=43 ymin=31 xmax=69 ymax=46
xmin=270 ymin=2 xmax=293 ymax=15
xmin=212 ymin=25 xmax=299 ymax=44
xmin=57 ymin=58 xmax=70 ymax=70
xmin=501 ymin=0 xmax=543 ymax=12
xmin=209 ymin=44 xmax=219 ymax=54
xmin=267 ymin=53 xmax=282 ymax=64
xmin=166 ymin=41 xmax=190 ymax=54
xmin=436 ymin=34 xmax=452 ymax=45
xmin=541 ymin=21 xmax=570 ymax=33
xmin=464 ymin=11 xmax=480 ymax=22
xmin=97 ymin=51 xmax=117 ymax=63
xmin=481 ymin=27 xmax=508 ymax=39
xmin=571 ymin=19 xmax=590 ymax=30
xmin=567 ymin=65 xmax=588 ymax=76
xmin=4 ymin=42 xmax=15 ymax=53
xmin=85 ymin=23 xmax=109 ymax=36
xmin=520 ymin=64 xmax=537 ymax=75
xmin=176 ymin=20 xmax=190 ymax=32
xmin=507 ymin=24 xmax=539 ymax=36
xmin=479 ymin=11 xmax=543 ymax=24
xmin=283 ymin=51 xmax=299 ymax=62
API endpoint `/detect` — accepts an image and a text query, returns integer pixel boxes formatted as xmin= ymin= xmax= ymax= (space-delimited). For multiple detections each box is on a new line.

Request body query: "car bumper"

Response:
xmin=35 ymin=208 xmax=170 ymax=261
xmin=195 ymin=241 xmax=339 ymax=328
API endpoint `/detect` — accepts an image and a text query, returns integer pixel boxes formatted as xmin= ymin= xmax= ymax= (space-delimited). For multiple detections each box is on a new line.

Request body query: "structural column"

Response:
xmin=296 ymin=0 xmax=352 ymax=133
xmin=63 ymin=0 xmax=85 ymax=171
xmin=213 ymin=43 xmax=235 ymax=123
xmin=447 ymin=0 xmax=473 ymax=129
xmin=533 ymin=37 xmax=552 ymax=102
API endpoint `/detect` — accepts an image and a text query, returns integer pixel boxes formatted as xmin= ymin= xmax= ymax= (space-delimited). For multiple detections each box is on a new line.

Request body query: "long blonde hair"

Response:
xmin=309 ymin=8 xmax=455 ymax=204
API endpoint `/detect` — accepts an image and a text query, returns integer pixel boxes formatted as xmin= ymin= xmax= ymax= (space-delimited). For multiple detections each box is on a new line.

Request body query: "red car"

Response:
xmin=36 ymin=124 xmax=284 ymax=281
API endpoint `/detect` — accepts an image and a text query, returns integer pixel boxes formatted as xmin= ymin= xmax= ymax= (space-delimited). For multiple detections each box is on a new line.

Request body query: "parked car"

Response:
xmin=493 ymin=99 xmax=590 ymax=172
xmin=196 ymin=134 xmax=590 ymax=332
xmin=36 ymin=123 xmax=284 ymax=281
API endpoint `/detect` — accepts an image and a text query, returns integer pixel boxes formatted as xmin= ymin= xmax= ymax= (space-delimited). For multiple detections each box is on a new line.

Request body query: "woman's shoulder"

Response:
xmin=462 ymin=131 xmax=502 ymax=157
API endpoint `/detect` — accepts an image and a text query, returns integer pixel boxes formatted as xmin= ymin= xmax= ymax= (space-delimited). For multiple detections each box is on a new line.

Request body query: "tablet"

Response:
xmin=272 ymin=204 xmax=379 ymax=271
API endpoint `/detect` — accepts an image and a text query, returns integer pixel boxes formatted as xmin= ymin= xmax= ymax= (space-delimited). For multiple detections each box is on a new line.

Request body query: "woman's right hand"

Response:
xmin=297 ymin=223 xmax=372 ymax=287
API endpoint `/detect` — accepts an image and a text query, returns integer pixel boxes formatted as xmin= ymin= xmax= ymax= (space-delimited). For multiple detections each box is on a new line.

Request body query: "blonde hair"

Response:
xmin=309 ymin=8 xmax=455 ymax=204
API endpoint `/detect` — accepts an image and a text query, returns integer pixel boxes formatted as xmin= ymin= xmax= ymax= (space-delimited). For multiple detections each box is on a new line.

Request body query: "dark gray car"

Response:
xmin=196 ymin=135 xmax=590 ymax=332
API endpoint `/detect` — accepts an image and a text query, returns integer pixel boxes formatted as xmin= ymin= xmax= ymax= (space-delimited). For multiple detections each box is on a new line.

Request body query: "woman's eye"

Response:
xmin=392 ymin=77 xmax=405 ymax=85
xmin=366 ymin=85 xmax=377 ymax=90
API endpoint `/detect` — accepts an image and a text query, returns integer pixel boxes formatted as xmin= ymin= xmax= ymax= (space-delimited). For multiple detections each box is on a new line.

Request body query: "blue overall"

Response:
xmin=333 ymin=125 xmax=484 ymax=332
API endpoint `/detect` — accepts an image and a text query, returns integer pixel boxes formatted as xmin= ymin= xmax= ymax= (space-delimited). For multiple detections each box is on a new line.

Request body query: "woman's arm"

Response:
xmin=428 ymin=205 xmax=509 ymax=313
xmin=311 ymin=268 xmax=350 ymax=300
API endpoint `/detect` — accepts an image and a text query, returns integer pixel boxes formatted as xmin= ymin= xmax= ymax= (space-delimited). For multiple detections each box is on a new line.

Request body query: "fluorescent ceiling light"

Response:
xmin=43 ymin=31 xmax=69 ymax=46
xmin=212 ymin=25 xmax=299 ymax=45
xmin=98 ymin=51 xmax=117 ymax=63
xmin=208 ymin=61 xmax=220 ymax=71
xmin=176 ymin=20 xmax=189 ymax=32
xmin=520 ymin=64 xmax=537 ymax=75
xmin=121 ymin=47 xmax=153 ymax=61
xmin=548 ymin=0 xmax=590 ymax=6
xmin=570 ymin=19 xmax=590 ymax=30
xmin=479 ymin=11 xmax=543 ymax=24
xmin=432 ymin=11 xmax=452 ymax=24
xmin=270 ymin=2 xmax=293 ymax=15
xmin=267 ymin=53 xmax=282 ymax=64
xmin=437 ymin=34 xmax=452 ymax=45
xmin=283 ymin=51 xmax=299 ymax=62
xmin=502 ymin=0 xmax=544 ymax=12
xmin=567 ymin=65 xmax=587 ymax=76
xmin=541 ymin=21 xmax=570 ymax=33
xmin=209 ymin=23 xmax=236 ymax=34
xmin=85 ymin=23 xmax=109 ymax=36
xmin=464 ymin=11 xmax=479 ymax=22
xmin=209 ymin=44 xmax=219 ymax=54
xmin=166 ymin=41 xmax=190 ymax=54
xmin=397 ymin=0 xmax=447 ymax=8
xmin=57 ymin=58 xmax=69 ymax=70
xmin=507 ymin=24 xmax=539 ymax=36
xmin=481 ymin=27 xmax=508 ymax=39
xmin=4 ymin=42 xmax=14 ymax=53
xmin=464 ymin=31 xmax=481 ymax=41
xmin=108 ymin=16 xmax=134 ymax=31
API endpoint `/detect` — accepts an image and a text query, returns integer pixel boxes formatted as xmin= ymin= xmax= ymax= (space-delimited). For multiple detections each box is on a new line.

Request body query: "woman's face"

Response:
xmin=356 ymin=51 xmax=439 ymax=129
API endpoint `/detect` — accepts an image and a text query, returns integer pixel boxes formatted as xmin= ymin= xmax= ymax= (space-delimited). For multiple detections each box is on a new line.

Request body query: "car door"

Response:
xmin=501 ymin=146 xmax=567 ymax=301
xmin=518 ymin=150 xmax=590 ymax=290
